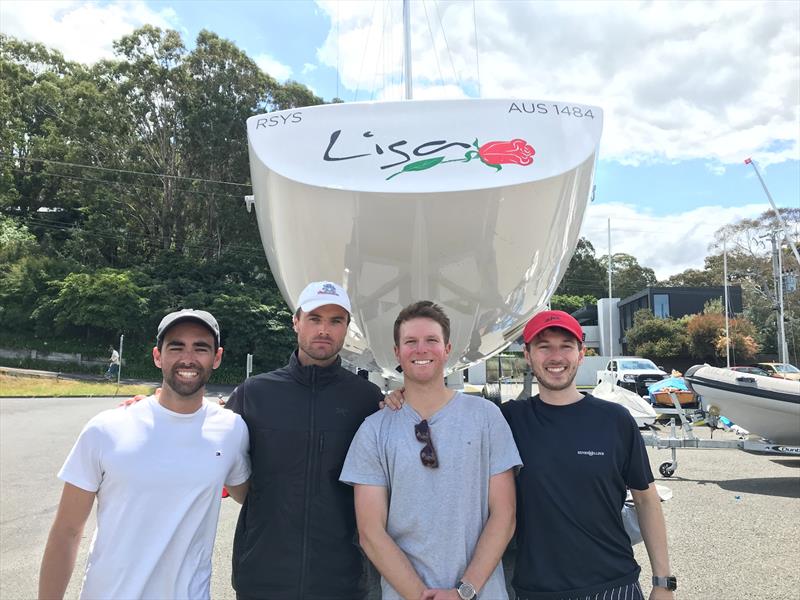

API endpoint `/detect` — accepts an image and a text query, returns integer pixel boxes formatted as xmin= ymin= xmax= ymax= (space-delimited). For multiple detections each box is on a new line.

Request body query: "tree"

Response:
xmin=707 ymin=209 xmax=799 ymax=358
xmin=555 ymin=238 xmax=607 ymax=298
xmin=550 ymin=294 xmax=597 ymax=314
xmin=686 ymin=301 xmax=761 ymax=364
xmin=660 ymin=267 xmax=720 ymax=287
xmin=599 ymin=253 xmax=657 ymax=299
xmin=35 ymin=270 xmax=149 ymax=339
xmin=715 ymin=318 xmax=760 ymax=363
xmin=625 ymin=309 xmax=688 ymax=359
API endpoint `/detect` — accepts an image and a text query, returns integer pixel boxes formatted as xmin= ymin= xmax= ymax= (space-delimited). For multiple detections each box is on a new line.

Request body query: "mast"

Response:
xmin=608 ymin=218 xmax=614 ymax=388
xmin=403 ymin=0 xmax=413 ymax=100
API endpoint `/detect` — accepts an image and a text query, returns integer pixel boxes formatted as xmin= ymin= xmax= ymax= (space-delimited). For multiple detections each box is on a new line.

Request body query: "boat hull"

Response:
xmin=592 ymin=378 xmax=658 ymax=428
xmin=247 ymin=99 xmax=603 ymax=377
xmin=685 ymin=365 xmax=800 ymax=445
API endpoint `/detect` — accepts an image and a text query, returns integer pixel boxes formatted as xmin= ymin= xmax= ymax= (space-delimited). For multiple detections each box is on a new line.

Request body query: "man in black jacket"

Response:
xmin=226 ymin=281 xmax=384 ymax=600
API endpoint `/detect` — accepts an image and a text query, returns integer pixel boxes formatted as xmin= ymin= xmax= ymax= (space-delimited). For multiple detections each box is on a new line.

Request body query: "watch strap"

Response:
xmin=652 ymin=575 xmax=677 ymax=591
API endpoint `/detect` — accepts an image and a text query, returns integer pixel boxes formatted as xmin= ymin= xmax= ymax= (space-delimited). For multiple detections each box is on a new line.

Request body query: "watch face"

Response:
xmin=458 ymin=582 xmax=476 ymax=599
xmin=653 ymin=576 xmax=677 ymax=591
xmin=667 ymin=576 xmax=678 ymax=591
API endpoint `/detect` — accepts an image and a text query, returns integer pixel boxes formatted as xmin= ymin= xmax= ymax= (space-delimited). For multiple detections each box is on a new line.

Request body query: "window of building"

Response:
xmin=654 ymin=294 xmax=670 ymax=318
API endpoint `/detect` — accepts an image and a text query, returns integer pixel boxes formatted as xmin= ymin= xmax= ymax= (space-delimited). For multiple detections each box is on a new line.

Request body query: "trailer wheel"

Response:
xmin=659 ymin=462 xmax=675 ymax=478
xmin=482 ymin=383 xmax=501 ymax=405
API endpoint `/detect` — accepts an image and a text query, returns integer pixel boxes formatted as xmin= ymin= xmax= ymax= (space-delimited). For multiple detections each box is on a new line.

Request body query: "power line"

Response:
xmin=7 ymin=168 xmax=249 ymax=200
xmin=1 ymin=155 xmax=251 ymax=188
xmin=20 ymin=213 xmax=267 ymax=257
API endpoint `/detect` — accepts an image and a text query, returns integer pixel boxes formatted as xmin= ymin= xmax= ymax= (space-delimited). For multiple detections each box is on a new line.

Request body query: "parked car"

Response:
xmin=730 ymin=366 xmax=771 ymax=377
xmin=597 ymin=357 xmax=668 ymax=396
xmin=750 ymin=362 xmax=800 ymax=381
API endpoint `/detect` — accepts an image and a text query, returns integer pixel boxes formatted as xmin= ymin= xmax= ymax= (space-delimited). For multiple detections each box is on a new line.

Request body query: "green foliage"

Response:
xmin=0 ymin=30 xmax=329 ymax=375
xmin=556 ymin=238 xmax=607 ymax=298
xmin=550 ymin=293 xmax=597 ymax=313
xmin=625 ymin=309 xmax=688 ymax=359
xmin=703 ymin=298 xmax=724 ymax=314
xmin=0 ymin=216 xmax=36 ymax=261
xmin=599 ymin=253 xmax=658 ymax=299
xmin=35 ymin=269 xmax=149 ymax=338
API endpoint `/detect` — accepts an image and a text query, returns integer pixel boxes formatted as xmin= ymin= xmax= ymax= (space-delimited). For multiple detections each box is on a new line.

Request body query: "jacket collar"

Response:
xmin=288 ymin=350 xmax=343 ymax=386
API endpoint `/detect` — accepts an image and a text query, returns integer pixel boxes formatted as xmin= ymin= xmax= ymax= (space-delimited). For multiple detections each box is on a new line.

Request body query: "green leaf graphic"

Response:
xmin=479 ymin=158 xmax=502 ymax=172
xmin=386 ymin=156 xmax=446 ymax=180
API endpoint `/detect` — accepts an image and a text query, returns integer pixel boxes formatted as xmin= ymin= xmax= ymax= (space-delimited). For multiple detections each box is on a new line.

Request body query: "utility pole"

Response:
xmin=770 ymin=232 xmax=789 ymax=363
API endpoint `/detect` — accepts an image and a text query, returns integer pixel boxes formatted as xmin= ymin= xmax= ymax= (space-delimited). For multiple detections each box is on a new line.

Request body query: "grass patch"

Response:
xmin=0 ymin=374 xmax=155 ymax=397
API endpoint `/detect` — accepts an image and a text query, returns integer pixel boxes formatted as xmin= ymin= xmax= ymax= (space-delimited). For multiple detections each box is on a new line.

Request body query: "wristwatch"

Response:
xmin=456 ymin=580 xmax=478 ymax=600
xmin=652 ymin=575 xmax=677 ymax=591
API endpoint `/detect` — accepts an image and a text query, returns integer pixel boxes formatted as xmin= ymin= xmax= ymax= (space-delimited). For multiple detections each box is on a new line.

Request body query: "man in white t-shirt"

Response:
xmin=39 ymin=309 xmax=251 ymax=600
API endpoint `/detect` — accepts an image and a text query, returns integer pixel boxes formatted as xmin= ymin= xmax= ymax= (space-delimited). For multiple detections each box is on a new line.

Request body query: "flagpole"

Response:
xmin=723 ymin=236 xmax=730 ymax=368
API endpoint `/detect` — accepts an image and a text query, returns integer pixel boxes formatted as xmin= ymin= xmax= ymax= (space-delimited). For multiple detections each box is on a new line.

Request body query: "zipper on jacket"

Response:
xmin=299 ymin=366 xmax=317 ymax=598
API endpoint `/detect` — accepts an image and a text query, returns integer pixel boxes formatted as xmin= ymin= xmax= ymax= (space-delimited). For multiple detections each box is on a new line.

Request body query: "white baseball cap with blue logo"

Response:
xmin=297 ymin=281 xmax=351 ymax=314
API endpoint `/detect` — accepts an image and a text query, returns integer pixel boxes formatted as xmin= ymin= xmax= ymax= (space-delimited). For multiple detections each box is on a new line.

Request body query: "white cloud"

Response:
xmin=580 ymin=202 xmax=769 ymax=280
xmin=0 ymin=0 xmax=177 ymax=64
xmin=315 ymin=0 xmax=800 ymax=168
xmin=301 ymin=62 xmax=318 ymax=75
xmin=254 ymin=53 xmax=293 ymax=81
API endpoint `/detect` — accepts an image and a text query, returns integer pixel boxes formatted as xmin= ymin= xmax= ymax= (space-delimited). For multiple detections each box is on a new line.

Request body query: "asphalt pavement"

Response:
xmin=1 ymin=396 xmax=798 ymax=599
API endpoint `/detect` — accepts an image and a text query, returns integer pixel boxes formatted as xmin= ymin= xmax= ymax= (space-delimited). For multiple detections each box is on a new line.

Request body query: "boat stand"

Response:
xmin=640 ymin=392 xmax=800 ymax=477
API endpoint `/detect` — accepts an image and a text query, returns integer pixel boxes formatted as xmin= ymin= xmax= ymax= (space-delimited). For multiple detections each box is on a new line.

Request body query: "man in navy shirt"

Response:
xmin=501 ymin=310 xmax=674 ymax=600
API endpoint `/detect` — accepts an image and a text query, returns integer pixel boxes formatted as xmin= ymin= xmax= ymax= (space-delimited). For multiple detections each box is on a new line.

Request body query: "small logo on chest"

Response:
xmin=335 ymin=407 xmax=349 ymax=416
xmin=215 ymin=451 xmax=222 ymax=457
xmin=577 ymin=450 xmax=605 ymax=457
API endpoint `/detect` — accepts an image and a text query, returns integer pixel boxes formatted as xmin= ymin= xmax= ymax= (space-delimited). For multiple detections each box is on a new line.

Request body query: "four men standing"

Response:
xmin=40 ymin=293 xmax=673 ymax=600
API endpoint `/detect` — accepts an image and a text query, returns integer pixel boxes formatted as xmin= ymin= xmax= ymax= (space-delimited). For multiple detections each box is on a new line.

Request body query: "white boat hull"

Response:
xmin=592 ymin=377 xmax=658 ymax=428
xmin=247 ymin=99 xmax=603 ymax=378
xmin=685 ymin=365 xmax=800 ymax=445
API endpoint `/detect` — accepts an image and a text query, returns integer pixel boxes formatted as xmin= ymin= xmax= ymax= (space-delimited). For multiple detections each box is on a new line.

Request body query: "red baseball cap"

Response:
xmin=523 ymin=310 xmax=584 ymax=344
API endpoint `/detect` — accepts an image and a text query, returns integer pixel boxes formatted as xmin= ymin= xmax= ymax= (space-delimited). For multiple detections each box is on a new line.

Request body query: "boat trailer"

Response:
xmin=640 ymin=392 xmax=800 ymax=477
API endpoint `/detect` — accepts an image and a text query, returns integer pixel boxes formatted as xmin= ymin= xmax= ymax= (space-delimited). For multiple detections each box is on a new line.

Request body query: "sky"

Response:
xmin=2 ymin=0 xmax=798 ymax=280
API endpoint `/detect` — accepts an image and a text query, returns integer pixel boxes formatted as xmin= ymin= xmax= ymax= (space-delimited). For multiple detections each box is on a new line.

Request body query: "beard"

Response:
xmin=298 ymin=337 xmax=344 ymax=363
xmin=532 ymin=362 xmax=578 ymax=392
xmin=163 ymin=364 xmax=210 ymax=397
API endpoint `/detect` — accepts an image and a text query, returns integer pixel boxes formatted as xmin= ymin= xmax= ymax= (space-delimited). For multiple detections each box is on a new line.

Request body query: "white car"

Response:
xmin=597 ymin=358 xmax=668 ymax=396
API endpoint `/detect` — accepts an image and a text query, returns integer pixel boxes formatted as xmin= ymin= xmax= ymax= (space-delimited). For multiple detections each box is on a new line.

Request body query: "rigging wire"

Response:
xmin=336 ymin=0 xmax=340 ymax=100
xmin=370 ymin=4 xmax=389 ymax=101
xmin=422 ymin=0 xmax=445 ymax=89
xmin=472 ymin=0 xmax=481 ymax=97
xmin=353 ymin=0 xmax=378 ymax=101
xmin=433 ymin=0 xmax=461 ymax=89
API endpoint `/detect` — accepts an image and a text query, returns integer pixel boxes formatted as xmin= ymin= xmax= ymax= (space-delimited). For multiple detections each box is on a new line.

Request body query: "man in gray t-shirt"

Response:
xmin=340 ymin=301 xmax=521 ymax=600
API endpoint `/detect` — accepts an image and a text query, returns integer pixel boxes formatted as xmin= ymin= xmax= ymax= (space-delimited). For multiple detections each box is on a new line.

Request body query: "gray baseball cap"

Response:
xmin=157 ymin=309 xmax=221 ymax=347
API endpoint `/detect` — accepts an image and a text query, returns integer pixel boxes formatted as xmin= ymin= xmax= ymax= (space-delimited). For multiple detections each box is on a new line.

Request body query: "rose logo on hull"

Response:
xmin=386 ymin=138 xmax=535 ymax=180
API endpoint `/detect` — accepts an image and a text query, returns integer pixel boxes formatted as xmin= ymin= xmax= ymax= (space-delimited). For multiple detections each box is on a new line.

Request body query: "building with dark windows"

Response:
xmin=617 ymin=286 xmax=743 ymax=352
